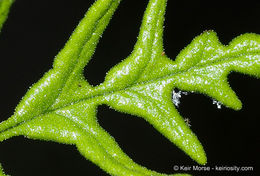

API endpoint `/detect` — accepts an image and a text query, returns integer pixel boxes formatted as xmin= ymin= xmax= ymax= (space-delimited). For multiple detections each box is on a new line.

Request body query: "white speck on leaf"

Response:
xmin=213 ymin=99 xmax=222 ymax=109
xmin=172 ymin=90 xmax=188 ymax=107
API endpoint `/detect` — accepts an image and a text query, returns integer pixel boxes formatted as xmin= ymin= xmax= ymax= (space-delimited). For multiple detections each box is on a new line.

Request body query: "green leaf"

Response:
xmin=1 ymin=0 xmax=260 ymax=175
xmin=0 ymin=1 xmax=14 ymax=175
xmin=0 ymin=163 xmax=8 ymax=176
xmin=0 ymin=0 xmax=14 ymax=32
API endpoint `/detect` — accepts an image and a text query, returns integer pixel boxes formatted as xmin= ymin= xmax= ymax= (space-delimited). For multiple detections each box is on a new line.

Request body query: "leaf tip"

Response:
xmin=189 ymin=140 xmax=207 ymax=165
xmin=197 ymin=152 xmax=207 ymax=165
xmin=231 ymin=99 xmax=242 ymax=111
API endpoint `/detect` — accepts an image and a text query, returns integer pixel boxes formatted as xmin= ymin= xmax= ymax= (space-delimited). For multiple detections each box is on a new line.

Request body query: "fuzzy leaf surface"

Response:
xmin=1 ymin=0 xmax=260 ymax=175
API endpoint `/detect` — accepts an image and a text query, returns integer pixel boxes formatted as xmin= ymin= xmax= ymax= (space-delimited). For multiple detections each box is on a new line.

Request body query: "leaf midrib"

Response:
xmin=51 ymin=51 xmax=260 ymax=111
xmin=2 ymin=51 xmax=259 ymax=134
xmin=54 ymin=0 xmax=117 ymax=100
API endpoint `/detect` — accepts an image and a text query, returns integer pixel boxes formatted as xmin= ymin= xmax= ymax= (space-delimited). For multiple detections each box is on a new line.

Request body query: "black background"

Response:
xmin=0 ymin=0 xmax=259 ymax=176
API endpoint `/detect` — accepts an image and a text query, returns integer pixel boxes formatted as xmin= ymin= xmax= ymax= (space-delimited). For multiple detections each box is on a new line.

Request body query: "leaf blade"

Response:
xmin=103 ymin=85 xmax=207 ymax=164
xmin=0 ymin=0 xmax=14 ymax=32
xmin=172 ymin=31 xmax=260 ymax=109
xmin=0 ymin=0 xmax=121 ymax=133
xmin=1 ymin=0 xmax=260 ymax=175
xmin=103 ymin=0 xmax=167 ymax=89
